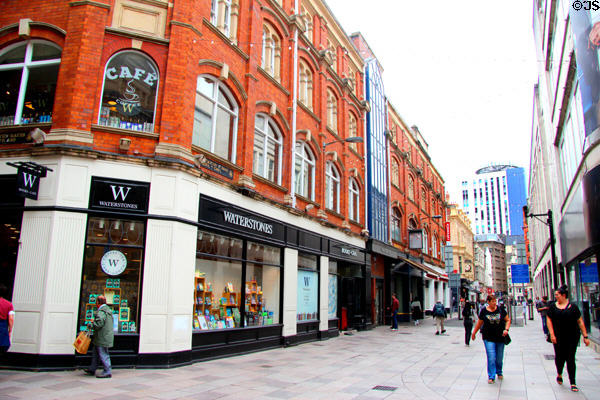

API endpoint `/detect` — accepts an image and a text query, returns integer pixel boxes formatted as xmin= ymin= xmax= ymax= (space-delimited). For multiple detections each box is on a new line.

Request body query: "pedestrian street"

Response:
xmin=0 ymin=315 xmax=599 ymax=400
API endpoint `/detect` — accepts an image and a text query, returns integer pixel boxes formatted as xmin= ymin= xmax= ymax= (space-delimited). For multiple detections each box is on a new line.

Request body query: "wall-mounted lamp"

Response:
xmin=29 ymin=128 xmax=46 ymax=144
xmin=305 ymin=204 xmax=315 ymax=211
xmin=119 ymin=138 xmax=131 ymax=151
xmin=322 ymin=136 xmax=363 ymax=152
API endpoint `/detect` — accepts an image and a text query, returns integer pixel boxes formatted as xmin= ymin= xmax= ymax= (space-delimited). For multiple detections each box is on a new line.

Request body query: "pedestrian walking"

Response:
xmin=537 ymin=295 xmax=549 ymax=335
xmin=478 ymin=298 xmax=487 ymax=315
xmin=389 ymin=293 xmax=399 ymax=331
xmin=462 ymin=300 xmax=474 ymax=346
xmin=521 ymin=301 xmax=527 ymax=325
xmin=432 ymin=300 xmax=447 ymax=335
xmin=84 ymin=295 xmax=114 ymax=378
xmin=411 ymin=297 xmax=422 ymax=326
xmin=0 ymin=284 xmax=14 ymax=354
xmin=471 ymin=294 xmax=511 ymax=384
xmin=547 ymin=285 xmax=591 ymax=393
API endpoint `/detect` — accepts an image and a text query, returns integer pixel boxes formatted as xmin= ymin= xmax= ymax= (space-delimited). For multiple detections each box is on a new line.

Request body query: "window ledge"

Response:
xmin=257 ymin=66 xmax=290 ymax=96
xmin=252 ymin=173 xmax=288 ymax=193
xmin=91 ymin=124 xmax=159 ymax=139
xmin=349 ymin=220 xmax=363 ymax=229
xmin=295 ymin=194 xmax=318 ymax=208
xmin=105 ymin=27 xmax=169 ymax=45
xmin=192 ymin=144 xmax=243 ymax=172
xmin=202 ymin=18 xmax=249 ymax=61
xmin=298 ymin=102 xmax=320 ymax=123
xmin=325 ymin=208 xmax=343 ymax=219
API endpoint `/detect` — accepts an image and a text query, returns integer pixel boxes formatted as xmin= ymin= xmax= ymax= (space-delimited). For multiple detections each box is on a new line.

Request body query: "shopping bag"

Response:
xmin=73 ymin=330 xmax=91 ymax=354
xmin=503 ymin=333 xmax=511 ymax=346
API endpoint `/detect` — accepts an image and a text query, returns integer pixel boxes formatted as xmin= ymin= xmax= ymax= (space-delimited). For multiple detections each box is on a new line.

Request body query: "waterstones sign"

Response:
xmin=89 ymin=177 xmax=150 ymax=214
xmin=199 ymin=196 xmax=285 ymax=241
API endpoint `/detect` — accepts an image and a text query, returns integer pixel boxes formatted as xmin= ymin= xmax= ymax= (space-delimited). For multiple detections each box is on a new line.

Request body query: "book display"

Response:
xmin=193 ymin=274 xmax=240 ymax=330
xmin=80 ymin=278 xmax=136 ymax=334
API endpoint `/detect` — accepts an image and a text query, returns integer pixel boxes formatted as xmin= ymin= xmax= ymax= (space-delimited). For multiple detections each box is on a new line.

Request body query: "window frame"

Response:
xmin=348 ymin=177 xmax=360 ymax=223
xmin=325 ymin=161 xmax=340 ymax=213
xmin=193 ymin=74 xmax=239 ymax=162
xmin=0 ymin=39 xmax=62 ymax=126
xmin=253 ymin=113 xmax=283 ymax=185
xmin=391 ymin=208 xmax=402 ymax=242
xmin=294 ymin=141 xmax=315 ymax=200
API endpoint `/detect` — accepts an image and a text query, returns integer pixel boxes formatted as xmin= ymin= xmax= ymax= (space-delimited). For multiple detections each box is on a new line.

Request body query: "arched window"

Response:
xmin=423 ymin=227 xmax=429 ymax=255
xmin=421 ymin=187 xmax=427 ymax=210
xmin=391 ymin=158 xmax=399 ymax=187
xmin=262 ymin=23 xmax=281 ymax=81
xmin=99 ymin=50 xmax=159 ymax=132
xmin=408 ymin=175 xmax=415 ymax=201
xmin=301 ymin=6 xmax=313 ymax=43
xmin=298 ymin=60 xmax=313 ymax=110
xmin=294 ymin=141 xmax=315 ymax=200
xmin=326 ymin=89 xmax=337 ymax=131
xmin=391 ymin=208 xmax=402 ymax=242
xmin=193 ymin=75 xmax=238 ymax=162
xmin=432 ymin=233 xmax=438 ymax=259
xmin=211 ymin=0 xmax=238 ymax=41
xmin=253 ymin=113 xmax=282 ymax=184
xmin=0 ymin=40 xmax=61 ymax=125
xmin=325 ymin=161 xmax=340 ymax=212
xmin=349 ymin=177 xmax=360 ymax=222
xmin=348 ymin=112 xmax=358 ymax=152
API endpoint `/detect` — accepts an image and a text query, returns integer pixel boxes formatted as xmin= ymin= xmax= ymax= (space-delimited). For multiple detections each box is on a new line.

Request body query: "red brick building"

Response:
xmin=0 ymin=0 xmax=369 ymax=369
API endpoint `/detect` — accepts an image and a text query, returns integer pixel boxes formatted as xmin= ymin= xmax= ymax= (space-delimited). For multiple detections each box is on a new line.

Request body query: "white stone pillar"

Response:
xmin=283 ymin=248 xmax=298 ymax=337
xmin=319 ymin=256 xmax=329 ymax=332
xmin=426 ymin=279 xmax=435 ymax=311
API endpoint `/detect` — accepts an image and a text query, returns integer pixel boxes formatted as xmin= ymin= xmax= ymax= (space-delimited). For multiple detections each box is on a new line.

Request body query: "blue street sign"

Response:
xmin=579 ymin=263 xmax=598 ymax=283
xmin=511 ymin=264 xmax=530 ymax=284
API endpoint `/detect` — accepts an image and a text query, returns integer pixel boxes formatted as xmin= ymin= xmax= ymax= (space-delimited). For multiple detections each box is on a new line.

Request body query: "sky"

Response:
xmin=324 ymin=0 xmax=538 ymax=204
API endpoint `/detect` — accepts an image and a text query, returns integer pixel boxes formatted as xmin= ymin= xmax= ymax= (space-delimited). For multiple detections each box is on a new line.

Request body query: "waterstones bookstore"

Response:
xmin=0 ymin=161 xmax=366 ymax=370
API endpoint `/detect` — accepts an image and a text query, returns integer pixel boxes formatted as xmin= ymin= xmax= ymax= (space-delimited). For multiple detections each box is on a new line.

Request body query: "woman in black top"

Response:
xmin=462 ymin=299 xmax=474 ymax=346
xmin=471 ymin=294 xmax=511 ymax=384
xmin=547 ymin=285 xmax=590 ymax=392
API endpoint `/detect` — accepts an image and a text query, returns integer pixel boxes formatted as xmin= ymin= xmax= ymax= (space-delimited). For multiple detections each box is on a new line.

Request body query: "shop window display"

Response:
xmin=578 ymin=259 xmax=599 ymax=340
xmin=78 ymin=218 xmax=145 ymax=334
xmin=98 ymin=51 xmax=158 ymax=132
xmin=194 ymin=231 xmax=281 ymax=331
xmin=328 ymin=261 xmax=338 ymax=319
xmin=297 ymin=253 xmax=318 ymax=322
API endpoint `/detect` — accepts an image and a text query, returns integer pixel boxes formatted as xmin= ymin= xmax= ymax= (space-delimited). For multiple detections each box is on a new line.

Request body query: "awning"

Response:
xmin=395 ymin=257 xmax=448 ymax=282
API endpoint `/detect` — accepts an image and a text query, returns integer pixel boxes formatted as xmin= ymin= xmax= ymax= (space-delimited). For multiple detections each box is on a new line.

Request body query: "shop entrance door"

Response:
xmin=375 ymin=279 xmax=384 ymax=325
xmin=340 ymin=277 xmax=364 ymax=330
xmin=0 ymin=175 xmax=24 ymax=300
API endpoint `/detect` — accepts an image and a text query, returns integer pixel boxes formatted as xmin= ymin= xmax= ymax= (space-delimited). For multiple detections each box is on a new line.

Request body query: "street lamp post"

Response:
xmin=322 ymin=136 xmax=364 ymax=152
xmin=524 ymin=207 xmax=559 ymax=289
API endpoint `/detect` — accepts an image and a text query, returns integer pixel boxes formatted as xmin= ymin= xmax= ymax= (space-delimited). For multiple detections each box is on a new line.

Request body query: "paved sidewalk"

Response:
xmin=0 ymin=315 xmax=599 ymax=399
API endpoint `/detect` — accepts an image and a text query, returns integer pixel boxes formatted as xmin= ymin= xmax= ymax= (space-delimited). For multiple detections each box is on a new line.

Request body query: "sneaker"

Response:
xmin=435 ymin=331 xmax=440 ymax=335
xmin=441 ymin=330 xmax=446 ymax=334
xmin=83 ymin=369 xmax=95 ymax=376
xmin=96 ymin=372 xmax=112 ymax=379
xmin=391 ymin=328 xmax=397 ymax=331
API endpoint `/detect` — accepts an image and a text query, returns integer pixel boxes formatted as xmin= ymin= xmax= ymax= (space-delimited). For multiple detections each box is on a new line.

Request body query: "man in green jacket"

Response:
xmin=84 ymin=295 xmax=114 ymax=378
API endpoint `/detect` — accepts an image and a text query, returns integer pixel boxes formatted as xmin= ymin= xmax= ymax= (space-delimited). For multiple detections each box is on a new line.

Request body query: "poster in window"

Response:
xmin=297 ymin=270 xmax=318 ymax=321
xmin=328 ymin=274 xmax=337 ymax=319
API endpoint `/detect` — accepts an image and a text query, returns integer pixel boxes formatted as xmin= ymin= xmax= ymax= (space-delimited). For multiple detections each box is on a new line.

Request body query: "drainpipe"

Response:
xmin=289 ymin=0 xmax=299 ymax=208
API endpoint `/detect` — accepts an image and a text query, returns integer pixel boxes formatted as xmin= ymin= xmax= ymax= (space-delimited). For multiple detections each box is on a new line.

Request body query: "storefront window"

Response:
xmin=98 ymin=51 xmax=158 ymax=132
xmin=78 ymin=217 xmax=145 ymax=334
xmin=328 ymin=261 xmax=338 ymax=319
xmin=297 ymin=253 xmax=318 ymax=322
xmin=194 ymin=231 xmax=281 ymax=330
xmin=579 ymin=258 xmax=599 ymax=340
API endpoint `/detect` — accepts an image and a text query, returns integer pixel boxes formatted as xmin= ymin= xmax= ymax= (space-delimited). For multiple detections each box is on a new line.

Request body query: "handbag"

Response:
xmin=503 ymin=333 xmax=511 ymax=346
xmin=73 ymin=330 xmax=91 ymax=354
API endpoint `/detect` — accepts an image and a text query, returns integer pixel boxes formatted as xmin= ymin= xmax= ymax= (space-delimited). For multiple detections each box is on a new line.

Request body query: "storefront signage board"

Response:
xmin=16 ymin=166 xmax=41 ymax=199
xmin=89 ymin=177 xmax=150 ymax=214
xmin=511 ymin=264 xmax=530 ymax=284
xmin=580 ymin=262 xmax=598 ymax=283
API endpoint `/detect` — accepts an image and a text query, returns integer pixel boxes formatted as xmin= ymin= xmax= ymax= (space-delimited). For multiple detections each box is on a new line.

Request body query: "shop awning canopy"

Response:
xmin=394 ymin=257 xmax=448 ymax=282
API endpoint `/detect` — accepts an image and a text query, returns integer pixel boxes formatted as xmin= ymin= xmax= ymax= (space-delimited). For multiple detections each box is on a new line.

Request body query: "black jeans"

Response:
xmin=553 ymin=341 xmax=578 ymax=385
xmin=464 ymin=319 xmax=473 ymax=345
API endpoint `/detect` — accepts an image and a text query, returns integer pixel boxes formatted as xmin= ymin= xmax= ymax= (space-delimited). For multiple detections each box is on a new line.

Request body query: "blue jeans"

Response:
xmin=90 ymin=345 xmax=111 ymax=374
xmin=483 ymin=340 xmax=505 ymax=380
xmin=391 ymin=311 xmax=398 ymax=329
xmin=541 ymin=315 xmax=548 ymax=335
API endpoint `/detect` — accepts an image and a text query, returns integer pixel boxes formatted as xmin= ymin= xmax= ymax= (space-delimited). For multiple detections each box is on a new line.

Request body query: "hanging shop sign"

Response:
xmin=6 ymin=161 xmax=53 ymax=200
xmin=408 ymin=229 xmax=423 ymax=249
xmin=89 ymin=176 xmax=150 ymax=214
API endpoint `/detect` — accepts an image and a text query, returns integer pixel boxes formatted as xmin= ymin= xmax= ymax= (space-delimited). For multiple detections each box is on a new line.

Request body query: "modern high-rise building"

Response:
xmin=460 ymin=165 xmax=527 ymax=236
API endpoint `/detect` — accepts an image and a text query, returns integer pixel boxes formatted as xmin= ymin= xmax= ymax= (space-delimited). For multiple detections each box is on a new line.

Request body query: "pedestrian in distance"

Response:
xmin=462 ymin=299 xmax=475 ymax=346
xmin=411 ymin=297 xmax=422 ymax=326
xmin=84 ymin=295 xmax=114 ymax=378
xmin=432 ymin=300 xmax=447 ymax=335
xmin=471 ymin=294 xmax=511 ymax=384
xmin=389 ymin=293 xmax=399 ymax=331
xmin=478 ymin=298 xmax=487 ymax=316
xmin=547 ymin=285 xmax=590 ymax=393
xmin=521 ymin=300 xmax=527 ymax=325
xmin=537 ymin=295 xmax=549 ymax=335
xmin=0 ymin=284 xmax=15 ymax=354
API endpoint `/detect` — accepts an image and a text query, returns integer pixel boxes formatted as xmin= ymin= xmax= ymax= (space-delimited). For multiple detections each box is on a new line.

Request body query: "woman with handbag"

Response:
xmin=547 ymin=285 xmax=590 ymax=392
xmin=471 ymin=294 xmax=511 ymax=384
